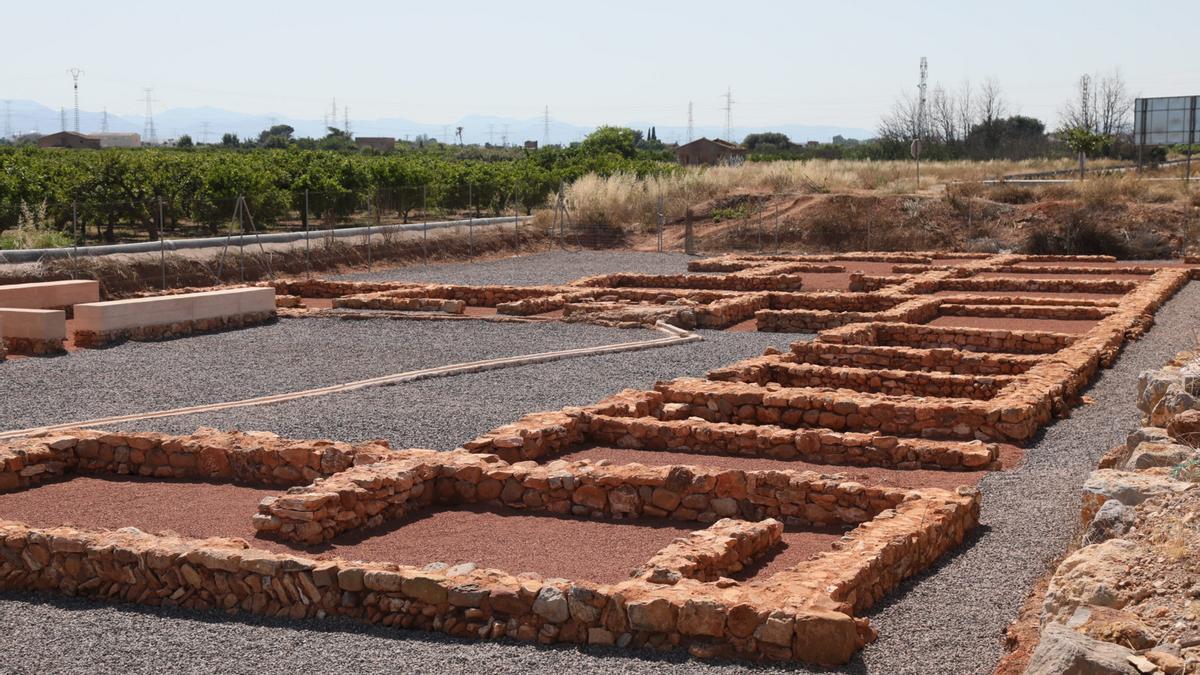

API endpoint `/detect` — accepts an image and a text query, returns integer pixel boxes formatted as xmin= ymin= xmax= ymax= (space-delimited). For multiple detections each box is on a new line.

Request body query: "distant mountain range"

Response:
xmin=2 ymin=99 xmax=874 ymax=146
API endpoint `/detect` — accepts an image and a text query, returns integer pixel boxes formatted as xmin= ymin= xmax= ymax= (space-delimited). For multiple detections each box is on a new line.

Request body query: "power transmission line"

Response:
xmin=140 ymin=88 xmax=158 ymax=144
xmin=100 ymin=107 xmax=109 ymax=133
xmin=59 ymin=107 xmax=67 ymax=133
xmin=686 ymin=101 xmax=694 ymax=142
xmin=66 ymin=68 xmax=83 ymax=133
xmin=501 ymin=124 xmax=509 ymax=147
xmin=723 ymin=87 xmax=734 ymax=141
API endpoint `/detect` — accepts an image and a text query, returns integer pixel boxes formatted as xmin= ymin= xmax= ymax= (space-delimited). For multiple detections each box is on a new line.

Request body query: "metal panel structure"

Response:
xmin=1134 ymin=95 xmax=1198 ymax=146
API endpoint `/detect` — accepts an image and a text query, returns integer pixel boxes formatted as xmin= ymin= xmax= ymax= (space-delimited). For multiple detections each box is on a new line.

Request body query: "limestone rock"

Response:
xmin=1080 ymin=470 xmax=1195 ymax=524
xmin=1042 ymin=539 xmax=1138 ymax=623
xmin=1125 ymin=442 xmax=1194 ymax=471
xmin=1024 ymin=622 xmax=1137 ymax=675
xmin=1082 ymin=501 xmax=1137 ymax=547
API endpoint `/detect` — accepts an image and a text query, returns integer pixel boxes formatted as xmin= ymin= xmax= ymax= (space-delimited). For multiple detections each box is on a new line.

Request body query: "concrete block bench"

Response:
xmin=72 ymin=287 xmax=276 ymax=347
xmin=0 ymin=308 xmax=67 ymax=355
xmin=0 ymin=280 xmax=99 ymax=314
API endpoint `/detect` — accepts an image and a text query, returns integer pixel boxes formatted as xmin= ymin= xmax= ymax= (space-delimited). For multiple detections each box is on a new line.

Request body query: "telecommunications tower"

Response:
xmin=67 ymin=68 xmax=83 ymax=132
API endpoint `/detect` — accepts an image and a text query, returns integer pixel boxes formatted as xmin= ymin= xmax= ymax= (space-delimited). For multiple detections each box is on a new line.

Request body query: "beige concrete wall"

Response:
xmin=0 ymin=280 xmax=99 ymax=310
xmin=73 ymin=287 xmax=275 ymax=333
xmin=0 ymin=309 xmax=66 ymax=340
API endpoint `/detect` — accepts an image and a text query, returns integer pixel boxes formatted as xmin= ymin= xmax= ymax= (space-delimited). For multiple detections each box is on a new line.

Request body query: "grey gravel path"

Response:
xmin=107 ymin=330 xmax=794 ymax=449
xmin=335 ymin=250 xmax=692 ymax=286
xmin=0 ymin=318 xmax=657 ymax=431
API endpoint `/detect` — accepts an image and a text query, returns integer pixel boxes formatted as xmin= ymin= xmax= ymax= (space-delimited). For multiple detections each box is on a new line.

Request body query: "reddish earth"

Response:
xmin=0 ymin=476 xmax=845 ymax=583
xmin=928 ymin=315 xmax=1099 ymax=334
xmin=554 ymin=445 xmax=1024 ymax=491
xmin=931 ymin=290 xmax=1126 ymax=301
xmin=794 ymin=273 xmax=857 ymax=291
xmin=732 ymin=527 xmax=850 ymax=579
xmin=974 ymin=272 xmax=1148 ymax=281
xmin=725 ymin=318 xmax=759 ymax=332
xmin=301 ymin=297 xmax=335 ymax=309
xmin=1011 ymin=260 xmax=1190 ymax=269
xmin=463 ymin=306 xmax=499 ymax=317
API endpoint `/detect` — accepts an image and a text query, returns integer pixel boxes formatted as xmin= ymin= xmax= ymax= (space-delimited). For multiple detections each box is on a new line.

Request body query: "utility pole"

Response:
xmin=66 ymin=68 xmax=83 ymax=132
xmin=915 ymin=57 xmax=928 ymax=190
xmin=543 ymin=105 xmax=551 ymax=146
xmin=59 ymin=107 xmax=67 ymax=133
xmin=100 ymin=107 xmax=109 ymax=132
xmin=502 ymin=124 xmax=509 ymax=148
xmin=686 ymin=101 xmax=694 ymax=142
xmin=140 ymin=88 xmax=157 ymax=144
xmin=343 ymin=106 xmax=351 ymax=137
xmin=200 ymin=121 xmax=210 ymax=144
xmin=723 ymin=87 xmax=734 ymax=141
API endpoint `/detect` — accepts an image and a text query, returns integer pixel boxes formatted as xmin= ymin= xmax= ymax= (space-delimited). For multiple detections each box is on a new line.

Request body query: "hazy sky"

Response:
xmin=3 ymin=0 xmax=1197 ymax=130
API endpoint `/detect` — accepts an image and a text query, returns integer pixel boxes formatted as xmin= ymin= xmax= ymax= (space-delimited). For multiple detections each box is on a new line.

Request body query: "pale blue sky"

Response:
xmin=3 ymin=0 xmax=1197 ymax=130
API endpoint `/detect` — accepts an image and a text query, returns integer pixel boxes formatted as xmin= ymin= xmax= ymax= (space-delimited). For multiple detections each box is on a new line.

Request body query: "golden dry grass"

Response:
xmin=561 ymin=158 xmax=1193 ymax=229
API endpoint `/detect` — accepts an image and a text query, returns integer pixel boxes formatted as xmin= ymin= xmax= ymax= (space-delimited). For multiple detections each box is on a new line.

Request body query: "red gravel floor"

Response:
xmin=927 ymin=315 xmax=1099 ymax=334
xmin=973 ymin=272 xmax=1149 ymax=281
xmin=725 ymin=318 xmax=760 ymax=332
xmin=931 ymin=290 xmax=1127 ymax=301
xmin=0 ymin=476 xmax=846 ymax=583
xmin=554 ymin=445 xmax=1024 ymax=491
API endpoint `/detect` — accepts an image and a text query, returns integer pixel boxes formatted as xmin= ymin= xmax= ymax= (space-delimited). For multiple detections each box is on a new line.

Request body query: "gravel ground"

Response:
xmin=105 ymin=329 xmax=794 ymax=448
xmin=0 ymin=318 xmax=658 ymax=431
xmin=335 ymin=250 xmax=692 ymax=286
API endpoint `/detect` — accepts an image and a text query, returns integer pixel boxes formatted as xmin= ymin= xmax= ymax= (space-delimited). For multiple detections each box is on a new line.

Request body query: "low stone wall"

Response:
xmin=571 ymin=273 xmax=805 ymax=292
xmin=0 ymin=308 xmax=66 ymax=356
xmin=936 ymin=303 xmax=1115 ymax=320
xmin=0 ymin=473 xmax=977 ymax=666
xmin=714 ymin=360 xmax=1012 ymax=400
xmin=632 ymin=518 xmax=782 ymax=584
xmin=334 ymin=294 xmax=466 ymax=314
xmin=72 ymin=288 xmax=277 ymax=348
xmin=755 ymin=297 xmax=940 ymax=332
xmin=253 ymin=446 xmax=966 ymax=546
xmin=583 ymin=413 xmax=997 ymax=469
xmin=907 ymin=276 xmax=1135 ymax=295
xmin=73 ymin=309 xmax=276 ymax=348
xmin=785 ymin=342 xmax=1043 ymax=375
xmin=0 ymin=428 xmax=398 ymax=492
xmin=818 ymin=321 xmax=1074 ymax=354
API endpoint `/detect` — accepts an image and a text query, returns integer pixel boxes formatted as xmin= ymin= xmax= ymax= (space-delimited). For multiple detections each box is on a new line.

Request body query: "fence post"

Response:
xmin=657 ymin=196 xmax=664 ymax=253
xmin=158 ymin=196 xmax=166 ymax=290
xmin=684 ymin=207 xmax=695 ymax=255
xmin=241 ymin=194 xmax=248 ymax=281
xmin=774 ymin=201 xmax=780 ymax=253
xmin=70 ymin=200 xmax=79 ymax=279
xmin=304 ymin=190 xmax=311 ymax=279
